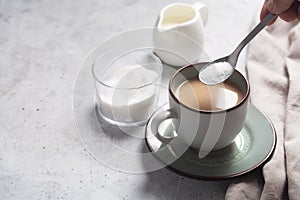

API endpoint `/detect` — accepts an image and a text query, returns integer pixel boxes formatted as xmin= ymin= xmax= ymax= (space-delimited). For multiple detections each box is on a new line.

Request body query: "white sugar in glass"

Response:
xmin=92 ymin=50 xmax=162 ymax=126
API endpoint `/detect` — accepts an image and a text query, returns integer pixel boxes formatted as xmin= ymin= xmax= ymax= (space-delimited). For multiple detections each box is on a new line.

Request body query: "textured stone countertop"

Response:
xmin=0 ymin=0 xmax=261 ymax=199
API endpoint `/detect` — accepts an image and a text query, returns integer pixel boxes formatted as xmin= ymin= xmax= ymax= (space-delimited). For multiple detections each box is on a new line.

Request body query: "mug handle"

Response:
xmin=193 ymin=2 xmax=208 ymax=26
xmin=147 ymin=108 xmax=178 ymax=144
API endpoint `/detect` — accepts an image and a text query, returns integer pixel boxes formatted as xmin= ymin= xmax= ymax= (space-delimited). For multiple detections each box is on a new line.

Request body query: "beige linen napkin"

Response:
xmin=225 ymin=18 xmax=300 ymax=200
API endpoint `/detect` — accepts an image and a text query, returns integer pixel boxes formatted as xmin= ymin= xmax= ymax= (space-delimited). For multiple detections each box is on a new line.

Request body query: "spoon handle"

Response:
xmin=229 ymin=13 xmax=277 ymax=65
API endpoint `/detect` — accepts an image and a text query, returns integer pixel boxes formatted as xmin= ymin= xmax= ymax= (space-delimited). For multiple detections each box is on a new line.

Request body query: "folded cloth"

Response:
xmin=225 ymin=17 xmax=300 ymax=200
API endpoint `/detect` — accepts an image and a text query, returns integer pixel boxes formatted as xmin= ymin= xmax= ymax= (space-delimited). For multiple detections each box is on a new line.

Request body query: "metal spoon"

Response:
xmin=198 ymin=12 xmax=277 ymax=85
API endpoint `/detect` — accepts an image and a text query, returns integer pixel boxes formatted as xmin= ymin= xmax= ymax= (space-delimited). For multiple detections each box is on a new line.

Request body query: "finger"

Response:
xmin=297 ymin=3 xmax=300 ymax=21
xmin=260 ymin=1 xmax=269 ymax=20
xmin=260 ymin=1 xmax=278 ymax=25
xmin=267 ymin=0 xmax=294 ymax=14
xmin=279 ymin=5 xmax=298 ymax=21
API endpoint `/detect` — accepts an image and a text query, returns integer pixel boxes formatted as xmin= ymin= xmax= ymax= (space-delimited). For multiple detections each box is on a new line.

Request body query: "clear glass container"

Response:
xmin=92 ymin=49 xmax=163 ymax=126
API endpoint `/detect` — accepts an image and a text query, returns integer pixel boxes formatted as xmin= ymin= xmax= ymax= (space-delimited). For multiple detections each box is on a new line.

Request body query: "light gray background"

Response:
xmin=0 ymin=0 xmax=261 ymax=199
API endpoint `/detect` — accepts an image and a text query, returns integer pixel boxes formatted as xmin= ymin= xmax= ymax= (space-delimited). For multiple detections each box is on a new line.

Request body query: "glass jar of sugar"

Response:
xmin=92 ymin=49 xmax=163 ymax=126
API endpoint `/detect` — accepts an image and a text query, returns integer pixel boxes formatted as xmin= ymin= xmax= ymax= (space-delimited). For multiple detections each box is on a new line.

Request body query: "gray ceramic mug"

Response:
xmin=147 ymin=64 xmax=250 ymax=157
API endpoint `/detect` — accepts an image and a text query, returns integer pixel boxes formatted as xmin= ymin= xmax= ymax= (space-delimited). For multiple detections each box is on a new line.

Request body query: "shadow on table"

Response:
xmin=93 ymin=106 xmax=233 ymax=199
xmin=95 ymin=105 xmax=150 ymax=144
xmin=139 ymin=145 xmax=232 ymax=200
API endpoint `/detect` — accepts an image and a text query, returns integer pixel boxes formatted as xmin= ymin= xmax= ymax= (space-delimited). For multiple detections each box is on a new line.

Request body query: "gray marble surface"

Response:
xmin=0 ymin=0 xmax=261 ymax=199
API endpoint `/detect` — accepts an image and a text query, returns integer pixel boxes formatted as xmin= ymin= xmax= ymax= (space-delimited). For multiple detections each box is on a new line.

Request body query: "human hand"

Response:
xmin=260 ymin=0 xmax=300 ymax=24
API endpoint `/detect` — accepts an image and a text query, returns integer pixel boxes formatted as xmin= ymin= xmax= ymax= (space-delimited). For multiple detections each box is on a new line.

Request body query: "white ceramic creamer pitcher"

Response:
xmin=153 ymin=2 xmax=208 ymax=67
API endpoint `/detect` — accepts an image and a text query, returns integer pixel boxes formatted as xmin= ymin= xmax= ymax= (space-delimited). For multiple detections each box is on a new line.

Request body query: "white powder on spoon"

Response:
xmin=199 ymin=62 xmax=234 ymax=85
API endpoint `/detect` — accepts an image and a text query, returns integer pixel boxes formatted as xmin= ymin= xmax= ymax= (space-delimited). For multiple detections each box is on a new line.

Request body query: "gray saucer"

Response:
xmin=145 ymin=104 xmax=276 ymax=180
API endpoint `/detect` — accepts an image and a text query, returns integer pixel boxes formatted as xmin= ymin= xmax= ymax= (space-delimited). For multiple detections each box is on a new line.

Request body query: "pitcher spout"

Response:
xmin=157 ymin=3 xmax=198 ymax=31
xmin=153 ymin=2 xmax=208 ymax=67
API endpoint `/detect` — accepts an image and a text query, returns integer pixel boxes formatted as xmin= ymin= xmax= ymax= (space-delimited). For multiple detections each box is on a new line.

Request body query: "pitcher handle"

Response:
xmin=193 ymin=2 xmax=208 ymax=26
